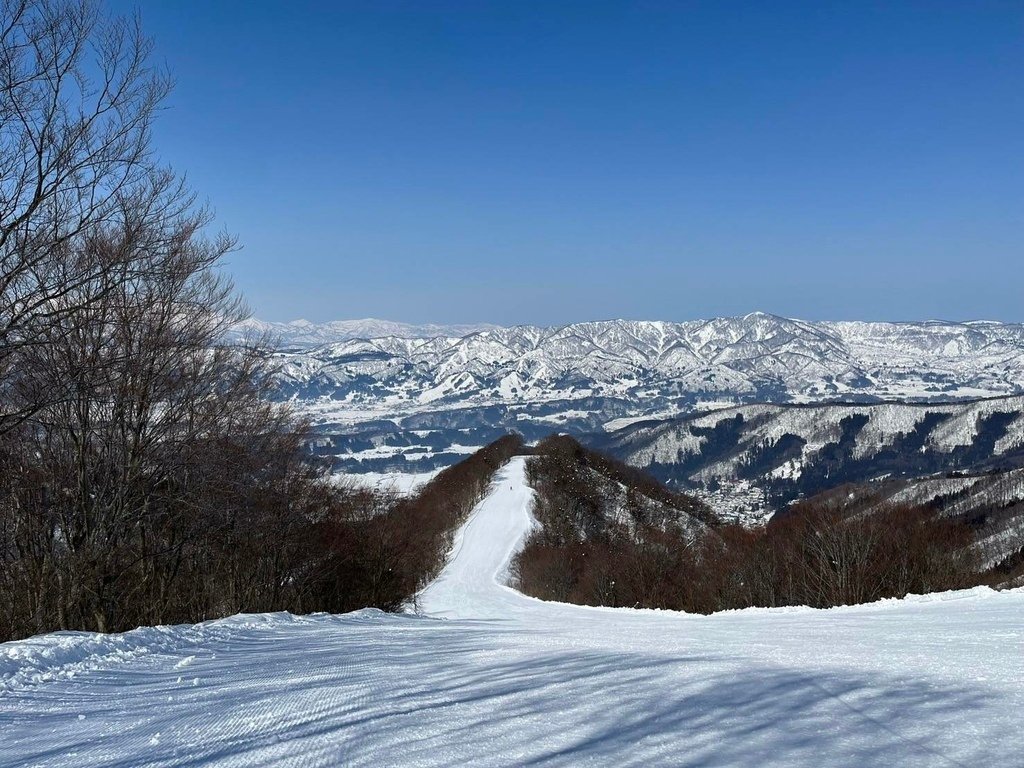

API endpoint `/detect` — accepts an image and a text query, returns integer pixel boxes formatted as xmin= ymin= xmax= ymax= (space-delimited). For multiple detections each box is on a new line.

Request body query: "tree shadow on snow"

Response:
xmin=0 ymin=617 xmax=1005 ymax=768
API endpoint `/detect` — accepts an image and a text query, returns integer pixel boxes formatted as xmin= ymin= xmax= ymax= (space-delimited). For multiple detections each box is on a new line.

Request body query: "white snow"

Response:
xmin=334 ymin=469 xmax=443 ymax=496
xmin=2 ymin=456 xmax=1023 ymax=766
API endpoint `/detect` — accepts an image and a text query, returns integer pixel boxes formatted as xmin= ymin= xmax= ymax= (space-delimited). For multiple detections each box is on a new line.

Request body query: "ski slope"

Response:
xmin=3 ymin=457 xmax=1024 ymax=766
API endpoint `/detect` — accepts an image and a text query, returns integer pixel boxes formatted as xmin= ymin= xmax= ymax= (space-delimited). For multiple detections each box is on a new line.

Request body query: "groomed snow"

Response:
xmin=2 ymin=457 xmax=1023 ymax=766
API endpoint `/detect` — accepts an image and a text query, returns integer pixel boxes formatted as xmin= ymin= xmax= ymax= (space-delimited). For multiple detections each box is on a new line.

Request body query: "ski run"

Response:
xmin=2 ymin=457 xmax=1023 ymax=766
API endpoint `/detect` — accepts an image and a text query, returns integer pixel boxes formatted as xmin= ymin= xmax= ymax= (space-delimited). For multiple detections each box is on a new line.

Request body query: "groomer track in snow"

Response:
xmin=3 ymin=457 xmax=1023 ymax=766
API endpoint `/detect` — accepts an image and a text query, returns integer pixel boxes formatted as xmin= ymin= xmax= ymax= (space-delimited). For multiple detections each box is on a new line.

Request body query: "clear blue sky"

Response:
xmin=113 ymin=1 xmax=1022 ymax=325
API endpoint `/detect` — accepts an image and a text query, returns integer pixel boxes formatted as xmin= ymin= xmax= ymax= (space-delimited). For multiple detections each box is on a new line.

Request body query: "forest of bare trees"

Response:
xmin=514 ymin=436 xmax=980 ymax=612
xmin=0 ymin=0 xmax=525 ymax=642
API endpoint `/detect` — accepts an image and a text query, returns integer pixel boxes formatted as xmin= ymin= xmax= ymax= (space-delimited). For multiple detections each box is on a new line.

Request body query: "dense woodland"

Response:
xmin=514 ymin=436 xmax=980 ymax=612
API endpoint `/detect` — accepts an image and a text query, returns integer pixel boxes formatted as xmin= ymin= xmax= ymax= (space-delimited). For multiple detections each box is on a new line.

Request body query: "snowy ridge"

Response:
xmin=266 ymin=314 xmax=1024 ymax=416
xmin=610 ymin=396 xmax=1024 ymax=470
xmin=599 ymin=396 xmax=1024 ymax=522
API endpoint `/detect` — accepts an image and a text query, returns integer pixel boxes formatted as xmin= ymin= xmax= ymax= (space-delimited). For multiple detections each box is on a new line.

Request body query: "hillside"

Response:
xmin=596 ymin=395 xmax=1024 ymax=523
xmin=796 ymin=468 xmax=1024 ymax=584
xmin=521 ymin=435 xmax=716 ymax=550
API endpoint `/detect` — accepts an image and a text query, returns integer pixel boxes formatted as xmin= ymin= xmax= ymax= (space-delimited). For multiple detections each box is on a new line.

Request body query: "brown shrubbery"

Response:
xmin=0 ymin=428 xmax=525 ymax=641
xmin=514 ymin=435 xmax=715 ymax=609
xmin=695 ymin=505 xmax=979 ymax=611
xmin=514 ymin=436 xmax=980 ymax=612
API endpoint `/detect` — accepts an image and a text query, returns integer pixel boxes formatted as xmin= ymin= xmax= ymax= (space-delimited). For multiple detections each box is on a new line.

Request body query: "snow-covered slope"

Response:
xmin=4 ymin=457 xmax=1024 ymax=767
xmin=598 ymin=395 xmax=1024 ymax=523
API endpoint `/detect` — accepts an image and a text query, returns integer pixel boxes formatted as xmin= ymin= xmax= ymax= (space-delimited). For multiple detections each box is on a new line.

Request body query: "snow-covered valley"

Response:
xmin=4 ymin=458 xmax=1023 ymax=767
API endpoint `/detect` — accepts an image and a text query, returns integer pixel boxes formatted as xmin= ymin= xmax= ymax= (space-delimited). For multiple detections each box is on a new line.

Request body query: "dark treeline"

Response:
xmin=694 ymin=504 xmax=979 ymax=611
xmin=516 ymin=435 xmax=717 ymax=608
xmin=0 ymin=0 xmax=522 ymax=642
xmin=515 ymin=436 xmax=979 ymax=612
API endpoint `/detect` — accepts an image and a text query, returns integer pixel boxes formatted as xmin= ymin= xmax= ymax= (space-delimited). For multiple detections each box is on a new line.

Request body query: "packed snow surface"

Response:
xmin=3 ymin=457 xmax=1023 ymax=766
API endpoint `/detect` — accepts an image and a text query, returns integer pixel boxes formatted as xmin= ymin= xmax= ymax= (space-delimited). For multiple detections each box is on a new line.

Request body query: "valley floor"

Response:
xmin=2 ymin=457 xmax=1023 ymax=766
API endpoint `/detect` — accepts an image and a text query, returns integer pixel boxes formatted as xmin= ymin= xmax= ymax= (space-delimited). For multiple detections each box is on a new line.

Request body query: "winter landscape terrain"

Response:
xmin=256 ymin=315 xmax=1024 ymax=413
xmin=598 ymin=395 xmax=1024 ymax=521
xmin=3 ymin=457 xmax=1023 ymax=767
xmin=255 ymin=315 xmax=1024 ymax=518
xmin=5 ymin=2 xmax=1021 ymax=765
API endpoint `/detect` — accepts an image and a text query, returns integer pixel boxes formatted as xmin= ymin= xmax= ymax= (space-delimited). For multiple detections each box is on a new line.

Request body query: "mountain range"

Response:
xmin=596 ymin=395 xmax=1024 ymax=520
xmin=249 ymin=313 xmax=1024 ymax=528
xmin=264 ymin=313 xmax=1024 ymax=413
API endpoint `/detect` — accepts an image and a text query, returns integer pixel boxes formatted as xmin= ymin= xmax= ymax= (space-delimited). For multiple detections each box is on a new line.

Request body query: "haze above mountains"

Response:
xmin=237 ymin=312 xmax=1018 ymax=347
xmin=234 ymin=317 xmax=501 ymax=344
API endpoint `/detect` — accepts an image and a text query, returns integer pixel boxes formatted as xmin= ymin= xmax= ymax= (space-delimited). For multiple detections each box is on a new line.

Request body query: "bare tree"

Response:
xmin=0 ymin=0 xmax=533 ymax=643
xmin=0 ymin=0 xmax=172 ymax=431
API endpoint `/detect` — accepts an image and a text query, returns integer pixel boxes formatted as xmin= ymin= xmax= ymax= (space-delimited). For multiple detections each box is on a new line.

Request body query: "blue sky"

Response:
xmin=113 ymin=1 xmax=1022 ymax=325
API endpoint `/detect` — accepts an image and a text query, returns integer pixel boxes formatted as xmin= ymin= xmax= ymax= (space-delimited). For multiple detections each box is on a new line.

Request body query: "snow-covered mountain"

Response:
xmin=264 ymin=313 xmax=1024 ymax=480
xmin=269 ymin=313 xmax=1024 ymax=413
xmin=596 ymin=396 xmax=1024 ymax=524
